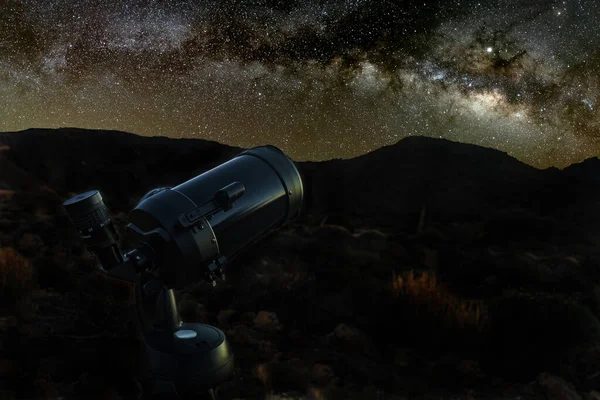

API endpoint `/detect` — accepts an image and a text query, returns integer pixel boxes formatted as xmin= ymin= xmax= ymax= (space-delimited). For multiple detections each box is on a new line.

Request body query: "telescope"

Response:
xmin=63 ymin=145 xmax=304 ymax=399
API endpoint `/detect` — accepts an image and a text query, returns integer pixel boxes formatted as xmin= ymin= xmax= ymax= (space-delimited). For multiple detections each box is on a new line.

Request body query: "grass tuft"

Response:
xmin=392 ymin=269 xmax=489 ymax=333
xmin=0 ymin=247 xmax=35 ymax=303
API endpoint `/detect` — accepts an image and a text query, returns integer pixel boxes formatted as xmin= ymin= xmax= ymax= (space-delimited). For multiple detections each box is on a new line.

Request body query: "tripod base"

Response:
xmin=138 ymin=323 xmax=235 ymax=399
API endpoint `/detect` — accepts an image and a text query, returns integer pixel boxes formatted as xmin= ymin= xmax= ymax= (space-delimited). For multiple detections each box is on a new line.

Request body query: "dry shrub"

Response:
xmin=0 ymin=190 xmax=15 ymax=199
xmin=0 ymin=247 xmax=35 ymax=301
xmin=392 ymin=270 xmax=488 ymax=332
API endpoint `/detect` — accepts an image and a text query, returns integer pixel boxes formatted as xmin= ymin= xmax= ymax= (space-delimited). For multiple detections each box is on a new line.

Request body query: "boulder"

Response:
xmin=217 ymin=309 xmax=237 ymax=328
xmin=537 ymin=373 xmax=582 ymax=400
xmin=254 ymin=311 xmax=283 ymax=332
xmin=311 ymin=363 xmax=337 ymax=386
xmin=327 ymin=323 xmax=378 ymax=357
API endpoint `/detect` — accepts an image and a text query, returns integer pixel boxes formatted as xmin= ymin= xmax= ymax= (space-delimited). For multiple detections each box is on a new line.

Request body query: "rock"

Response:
xmin=428 ymin=353 xmax=462 ymax=386
xmin=415 ymin=246 xmax=438 ymax=269
xmin=37 ymin=378 xmax=59 ymax=399
xmin=311 ymin=364 xmax=336 ymax=386
xmin=490 ymin=376 xmax=504 ymax=387
xmin=254 ymin=359 xmax=311 ymax=393
xmin=352 ymin=229 xmax=389 ymax=252
xmin=273 ymin=232 xmax=313 ymax=252
xmin=17 ymin=322 xmax=39 ymax=336
xmin=322 ymin=293 xmax=353 ymax=319
xmin=487 ymin=247 xmax=511 ymax=259
xmin=564 ymin=256 xmax=580 ymax=265
xmin=0 ymin=359 xmax=12 ymax=375
xmin=537 ymin=372 xmax=582 ymax=400
xmin=523 ymin=380 xmax=538 ymax=395
xmin=0 ymin=233 xmax=13 ymax=246
xmin=329 ymin=323 xmax=378 ymax=357
xmin=313 ymin=224 xmax=353 ymax=243
xmin=16 ymin=296 xmax=36 ymax=321
xmin=39 ymin=185 xmax=57 ymax=195
xmin=227 ymin=324 xmax=262 ymax=346
xmin=254 ymin=363 xmax=271 ymax=387
xmin=254 ymin=311 xmax=282 ymax=332
xmin=239 ymin=311 xmax=256 ymax=326
xmin=53 ymin=251 xmax=67 ymax=262
xmin=421 ymin=226 xmax=451 ymax=243
xmin=387 ymin=242 xmax=410 ymax=260
xmin=0 ymin=390 xmax=15 ymax=400
xmin=585 ymin=391 xmax=600 ymax=400
xmin=320 ymin=213 xmax=355 ymax=231
xmin=0 ymin=190 xmax=15 ymax=201
xmin=180 ymin=292 xmax=195 ymax=303
xmin=18 ymin=232 xmax=44 ymax=252
xmin=258 ymin=340 xmax=278 ymax=358
xmin=178 ymin=294 xmax=198 ymax=322
xmin=81 ymin=251 xmax=97 ymax=268
xmin=480 ymin=275 xmax=499 ymax=291
xmin=422 ymin=247 xmax=438 ymax=268
xmin=217 ymin=309 xmax=237 ymax=328
xmin=457 ymin=359 xmax=486 ymax=382
xmin=196 ymin=304 xmax=210 ymax=323
xmin=393 ymin=347 xmax=417 ymax=368
xmin=524 ymin=251 xmax=543 ymax=261
xmin=289 ymin=329 xmax=308 ymax=347
xmin=0 ymin=316 xmax=18 ymax=332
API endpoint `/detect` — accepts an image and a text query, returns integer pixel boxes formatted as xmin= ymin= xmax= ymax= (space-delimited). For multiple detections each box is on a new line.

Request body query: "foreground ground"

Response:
xmin=1 ymin=192 xmax=599 ymax=400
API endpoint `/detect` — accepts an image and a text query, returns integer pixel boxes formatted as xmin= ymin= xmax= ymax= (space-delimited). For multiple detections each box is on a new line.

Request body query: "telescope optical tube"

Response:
xmin=127 ymin=145 xmax=304 ymax=288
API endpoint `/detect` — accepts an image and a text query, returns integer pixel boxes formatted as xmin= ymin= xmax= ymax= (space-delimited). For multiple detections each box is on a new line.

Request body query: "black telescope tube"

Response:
xmin=171 ymin=145 xmax=303 ymax=257
xmin=126 ymin=145 xmax=303 ymax=287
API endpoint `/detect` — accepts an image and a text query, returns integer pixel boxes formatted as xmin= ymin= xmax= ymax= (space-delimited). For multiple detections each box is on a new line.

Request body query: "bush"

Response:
xmin=0 ymin=247 xmax=35 ymax=302
xmin=392 ymin=270 xmax=489 ymax=332
xmin=389 ymin=269 xmax=489 ymax=354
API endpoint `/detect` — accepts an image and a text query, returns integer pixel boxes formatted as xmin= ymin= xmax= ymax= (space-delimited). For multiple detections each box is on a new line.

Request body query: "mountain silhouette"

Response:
xmin=0 ymin=127 xmax=596 ymax=236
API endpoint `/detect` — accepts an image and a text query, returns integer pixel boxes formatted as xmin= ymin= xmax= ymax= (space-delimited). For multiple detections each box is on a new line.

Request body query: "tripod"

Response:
xmin=133 ymin=273 xmax=235 ymax=400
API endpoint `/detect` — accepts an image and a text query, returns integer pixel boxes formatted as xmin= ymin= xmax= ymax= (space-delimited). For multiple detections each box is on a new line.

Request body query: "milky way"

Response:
xmin=1 ymin=0 xmax=599 ymax=168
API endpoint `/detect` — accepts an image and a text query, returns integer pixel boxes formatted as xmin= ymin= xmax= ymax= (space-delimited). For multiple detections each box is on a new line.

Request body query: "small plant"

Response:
xmin=0 ymin=247 xmax=35 ymax=302
xmin=392 ymin=269 xmax=488 ymax=332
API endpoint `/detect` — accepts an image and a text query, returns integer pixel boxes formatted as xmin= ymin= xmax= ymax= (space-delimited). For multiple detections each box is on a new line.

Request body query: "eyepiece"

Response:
xmin=63 ymin=190 xmax=105 ymax=215
xmin=63 ymin=190 xmax=124 ymax=270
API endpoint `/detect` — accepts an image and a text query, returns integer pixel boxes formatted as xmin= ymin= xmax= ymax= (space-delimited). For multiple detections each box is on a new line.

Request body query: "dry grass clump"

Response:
xmin=0 ymin=247 xmax=35 ymax=302
xmin=392 ymin=270 xmax=488 ymax=332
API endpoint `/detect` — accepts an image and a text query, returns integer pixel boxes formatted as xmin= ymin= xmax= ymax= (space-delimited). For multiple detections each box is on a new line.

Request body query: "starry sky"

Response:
xmin=1 ymin=0 xmax=599 ymax=169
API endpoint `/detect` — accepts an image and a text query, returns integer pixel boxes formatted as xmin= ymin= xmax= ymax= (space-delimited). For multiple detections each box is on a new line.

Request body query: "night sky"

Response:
xmin=1 ymin=0 xmax=599 ymax=169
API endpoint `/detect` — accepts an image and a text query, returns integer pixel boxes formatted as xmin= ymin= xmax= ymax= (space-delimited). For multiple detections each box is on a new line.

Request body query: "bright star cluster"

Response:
xmin=1 ymin=0 xmax=599 ymax=168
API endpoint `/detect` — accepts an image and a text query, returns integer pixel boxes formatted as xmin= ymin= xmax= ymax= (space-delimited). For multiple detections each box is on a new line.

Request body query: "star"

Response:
xmin=1 ymin=0 xmax=599 ymax=169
